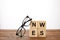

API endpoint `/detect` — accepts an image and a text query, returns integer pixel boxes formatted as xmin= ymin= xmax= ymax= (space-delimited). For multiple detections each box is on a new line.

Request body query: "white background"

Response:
xmin=0 ymin=0 xmax=60 ymax=29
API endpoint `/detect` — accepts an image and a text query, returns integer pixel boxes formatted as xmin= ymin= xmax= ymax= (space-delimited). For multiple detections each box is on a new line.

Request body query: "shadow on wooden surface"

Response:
xmin=16 ymin=36 xmax=46 ymax=40
xmin=30 ymin=37 xmax=46 ymax=40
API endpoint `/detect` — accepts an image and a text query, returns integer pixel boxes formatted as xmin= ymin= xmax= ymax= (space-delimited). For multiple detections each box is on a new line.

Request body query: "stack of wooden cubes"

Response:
xmin=29 ymin=21 xmax=46 ymax=37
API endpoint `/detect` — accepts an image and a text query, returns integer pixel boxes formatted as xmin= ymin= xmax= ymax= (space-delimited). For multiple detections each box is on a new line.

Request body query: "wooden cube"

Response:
xmin=37 ymin=28 xmax=46 ymax=37
xmin=29 ymin=21 xmax=46 ymax=37
xmin=29 ymin=28 xmax=37 ymax=37
xmin=37 ymin=21 xmax=46 ymax=29
xmin=30 ymin=21 xmax=38 ymax=29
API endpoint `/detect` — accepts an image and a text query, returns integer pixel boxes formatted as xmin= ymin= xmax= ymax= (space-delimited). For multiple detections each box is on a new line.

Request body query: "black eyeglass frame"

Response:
xmin=16 ymin=16 xmax=32 ymax=37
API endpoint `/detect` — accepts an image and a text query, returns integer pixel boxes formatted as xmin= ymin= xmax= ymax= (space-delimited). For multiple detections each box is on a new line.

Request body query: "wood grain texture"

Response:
xmin=0 ymin=30 xmax=60 ymax=40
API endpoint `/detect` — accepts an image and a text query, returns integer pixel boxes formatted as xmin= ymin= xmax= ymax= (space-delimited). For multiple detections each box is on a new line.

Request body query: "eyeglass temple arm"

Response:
xmin=22 ymin=16 xmax=32 ymax=24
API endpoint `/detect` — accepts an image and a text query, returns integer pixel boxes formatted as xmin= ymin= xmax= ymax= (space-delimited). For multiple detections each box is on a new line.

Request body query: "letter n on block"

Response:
xmin=29 ymin=29 xmax=37 ymax=37
xmin=30 ymin=21 xmax=37 ymax=29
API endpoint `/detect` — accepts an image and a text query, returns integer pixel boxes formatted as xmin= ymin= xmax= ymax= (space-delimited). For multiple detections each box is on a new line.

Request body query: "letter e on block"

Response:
xmin=29 ymin=29 xmax=37 ymax=37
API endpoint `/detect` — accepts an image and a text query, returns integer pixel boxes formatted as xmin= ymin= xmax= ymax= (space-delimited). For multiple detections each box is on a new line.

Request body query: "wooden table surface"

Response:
xmin=0 ymin=30 xmax=60 ymax=40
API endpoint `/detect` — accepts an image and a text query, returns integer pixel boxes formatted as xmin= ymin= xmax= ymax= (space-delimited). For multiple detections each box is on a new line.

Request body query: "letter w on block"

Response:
xmin=37 ymin=21 xmax=46 ymax=28
xmin=40 ymin=23 xmax=45 ymax=27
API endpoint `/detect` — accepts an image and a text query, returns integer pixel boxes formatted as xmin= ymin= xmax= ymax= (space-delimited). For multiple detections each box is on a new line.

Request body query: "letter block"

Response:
xmin=37 ymin=28 xmax=46 ymax=37
xmin=29 ymin=29 xmax=37 ymax=37
xmin=29 ymin=21 xmax=46 ymax=37
xmin=37 ymin=21 xmax=46 ymax=29
xmin=30 ymin=21 xmax=38 ymax=29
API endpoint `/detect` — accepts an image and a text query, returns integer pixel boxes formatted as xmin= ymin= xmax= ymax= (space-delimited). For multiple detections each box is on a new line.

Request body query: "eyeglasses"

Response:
xmin=16 ymin=16 xmax=32 ymax=37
